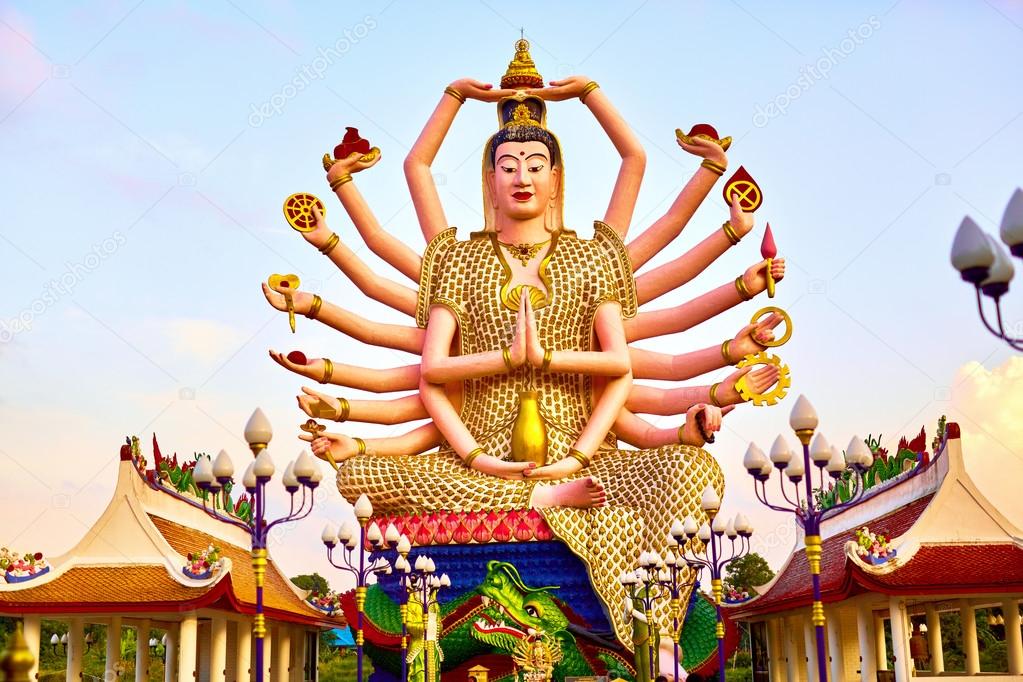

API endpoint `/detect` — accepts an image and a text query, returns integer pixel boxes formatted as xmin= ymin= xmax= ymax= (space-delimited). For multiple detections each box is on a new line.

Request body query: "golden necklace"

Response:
xmin=499 ymin=238 xmax=550 ymax=266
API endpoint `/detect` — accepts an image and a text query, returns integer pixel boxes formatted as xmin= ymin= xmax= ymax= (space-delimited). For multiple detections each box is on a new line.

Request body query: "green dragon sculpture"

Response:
xmin=354 ymin=560 xmax=725 ymax=682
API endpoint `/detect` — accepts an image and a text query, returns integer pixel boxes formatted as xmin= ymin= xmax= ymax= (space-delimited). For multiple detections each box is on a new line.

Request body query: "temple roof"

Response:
xmin=730 ymin=425 xmax=1023 ymax=619
xmin=0 ymin=439 xmax=340 ymax=628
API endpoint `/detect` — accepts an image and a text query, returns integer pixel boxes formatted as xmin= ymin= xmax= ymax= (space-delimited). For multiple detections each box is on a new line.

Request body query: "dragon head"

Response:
xmin=470 ymin=560 xmax=569 ymax=653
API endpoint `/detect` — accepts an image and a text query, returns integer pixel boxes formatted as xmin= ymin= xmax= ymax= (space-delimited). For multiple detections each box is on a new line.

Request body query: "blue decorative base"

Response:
xmin=182 ymin=567 xmax=213 ymax=580
xmin=4 ymin=566 xmax=49 ymax=583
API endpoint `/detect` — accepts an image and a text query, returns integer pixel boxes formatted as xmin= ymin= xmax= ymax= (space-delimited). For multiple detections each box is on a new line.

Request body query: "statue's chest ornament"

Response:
xmin=489 ymin=231 xmax=560 ymax=313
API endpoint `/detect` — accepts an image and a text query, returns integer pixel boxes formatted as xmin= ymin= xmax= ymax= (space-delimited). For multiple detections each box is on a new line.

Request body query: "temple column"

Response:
xmin=21 ymin=615 xmax=40 ymax=682
xmin=959 ymin=599 xmax=979 ymax=675
xmin=782 ymin=617 xmax=799 ymax=682
xmin=235 ymin=622 xmax=252 ymax=682
xmin=66 ymin=617 xmax=84 ymax=682
xmin=263 ymin=626 xmax=273 ymax=682
xmin=210 ymin=616 xmax=228 ymax=682
xmin=855 ymin=601 xmax=877 ymax=682
xmin=888 ymin=598 xmax=911 ymax=682
xmin=874 ymin=613 xmax=888 ymax=671
xmin=802 ymin=616 xmax=819 ymax=682
xmin=178 ymin=614 xmax=198 ymax=682
xmin=164 ymin=624 xmax=178 ymax=682
xmin=924 ymin=604 xmax=943 ymax=674
xmin=135 ymin=619 xmax=151 ymax=682
xmin=106 ymin=616 xmax=123 ymax=680
xmin=291 ymin=627 xmax=306 ymax=682
xmin=1003 ymin=598 xmax=1022 ymax=675
xmin=826 ymin=607 xmax=844 ymax=682
xmin=274 ymin=626 xmax=291 ymax=682
xmin=767 ymin=619 xmax=785 ymax=682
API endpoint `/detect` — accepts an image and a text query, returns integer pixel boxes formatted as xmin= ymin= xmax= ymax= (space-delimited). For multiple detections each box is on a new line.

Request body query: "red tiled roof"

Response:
xmin=730 ymin=494 xmax=935 ymax=618
xmin=856 ymin=544 xmax=1023 ymax=593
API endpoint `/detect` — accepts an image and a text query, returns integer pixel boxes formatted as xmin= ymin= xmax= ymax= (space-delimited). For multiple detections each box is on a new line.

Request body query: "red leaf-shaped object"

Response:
xmin=444 ymin=512 xmax=460 ymax=536
xmin=513 ymin=521 xmax=534 ymax=542
xmin=415 ymin=523 xmax=434 ymax=546
xmin=433 ymin=520 xmax=451 ymax=545
xmin=906 ymin=426 xmax=927 ymax=454
xmin=452 ymin=519 xmax=472 ymax=545
xmin=472 ymin=520 xmax=492 ymax=544
xmin=534 ymin=520 xmax=553 ymax=541
xmin=483 ymin=510 xmax=501 ymax=531
xmin=688 ymin=123 xmax=720 ymax=139
xmin=761 ymin=223 xmax=777 ymax=259
xmin=492 ymin=520 xmax=513 ymax=543
xmin=286 ymin=350 xmax=308 ymax=365
xmin=463 ymin=511 xmax=480 ymax=532
xmin=334 ymin=127 xmax=372 ymax=160
xmin=722 ymin=165 xmax=763 ymax=213
xmin=525 ymin=509 xmax=543 ymax=529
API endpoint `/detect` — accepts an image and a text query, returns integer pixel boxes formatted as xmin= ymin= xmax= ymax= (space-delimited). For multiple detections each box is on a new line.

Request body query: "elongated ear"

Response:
xmin=486 ymin=169 xmax=498 ymax=208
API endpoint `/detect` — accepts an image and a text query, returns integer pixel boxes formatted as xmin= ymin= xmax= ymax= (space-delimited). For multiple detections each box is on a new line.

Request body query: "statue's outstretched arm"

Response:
xmin=268 ymin=350 xmax=420 ymax=392
xmin=531 ymin=77 xmax=646 ymax=237
xmin=634 ymin=197 xmax=754 ymax=305
xmin=262 ymin=285 xmax=424 ymax=354
xmin=613 ymin=405 xmax=726 ymax=449
xmin=420 ymin=303 xmax=529 ymax=384
xmin=626 ymin=137 xmax=729 ymax=270
xmin=528 ymin=299 xmax=631 ymax=377
xmin=626 ymin=364 xmax=781 ymax=414
xmin=294 ymin=386 xmax=427 ymax=425
xmin=304 ymin=422 xmax=441 ymax=468
xmin=405 ymin=79 xmax=517 ymax=242
xmin=327 ymin=157 xmax=422 ymax=283
xmin=625 ymin=258 xmax=786 ymax=343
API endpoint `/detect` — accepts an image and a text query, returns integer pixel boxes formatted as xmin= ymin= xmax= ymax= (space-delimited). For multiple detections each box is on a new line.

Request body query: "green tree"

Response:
xmin=291 ymin=573 xmax=330 ymax=594
xmin=725 ymin=553 xmax=774 ymax=593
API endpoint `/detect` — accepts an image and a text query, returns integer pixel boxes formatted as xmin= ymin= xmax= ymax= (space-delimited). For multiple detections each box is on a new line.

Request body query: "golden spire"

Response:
xmin=501 ymin=36 xmax=544 ymax=90
xmin=0 ymin=623 xmax=35 ymax=682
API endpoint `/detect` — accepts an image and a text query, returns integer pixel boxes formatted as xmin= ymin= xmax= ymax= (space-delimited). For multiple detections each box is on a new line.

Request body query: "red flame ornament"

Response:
xmin=722 ymin=166 xmax=764 ymax=212
xmin=761 ymin=223 xmax=778 ymax=298
xmin=334 ymin=127 xmax=371 ymax=160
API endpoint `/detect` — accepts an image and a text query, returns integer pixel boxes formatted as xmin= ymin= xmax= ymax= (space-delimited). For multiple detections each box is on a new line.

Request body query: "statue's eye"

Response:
xmin=501 ymin=166 xmax=516 ymax=173
xmin=524 ymin=602 xmax=541 ymax=618
xmin=528 ymin=165 xmax=543 ymax=173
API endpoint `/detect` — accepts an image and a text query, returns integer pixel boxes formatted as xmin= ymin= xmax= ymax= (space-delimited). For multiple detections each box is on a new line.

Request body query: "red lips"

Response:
xmin=512 ymin=191 xmax=533 ymax=201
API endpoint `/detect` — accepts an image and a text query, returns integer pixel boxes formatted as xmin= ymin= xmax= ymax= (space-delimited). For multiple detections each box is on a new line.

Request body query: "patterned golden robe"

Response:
xmin=337 ymin=221 xmax=723 ymax=645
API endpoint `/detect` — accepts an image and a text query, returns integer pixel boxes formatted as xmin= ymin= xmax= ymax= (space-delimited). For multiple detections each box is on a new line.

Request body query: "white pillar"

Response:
xmin=802 ymin=616 xmax=819 ymax=682
xmin=165 ymin=624 xmax=178 ymax=682
xmin=274 ymin=626 xmax=291 ymax=682
xmin=1003 ymin=599 xmax=1022 ymax=675
xmin=888 ymin=598 xmax=911 ymax=682
xmin=856 ymin=602 xmax=877 ymax=682
xmin=291 ymin=627 xmax=306 ymax=682
xmin=263 ymin=626 xmax=273 ymax=682
xmin=783 ymin=617 xmax=799 ymax=682
xmin=179 ymin=614 xmax=198 ymax=682
xmin=767 ymin=619 xmax=785 ymax=682
xmin=235 ymin=622 xmax=252 ymax=682
xmin=67 ymin=618 xmax=84 ymax=682
xmin=21 ymin=615 xmax=41 ymax=681
xmin=135 ymin=619 xmax=151 ymax=682
xmin=924 ymin=604 xmax=944 ymax=674
xmin=210 ymin=616 xmax=228 ymax=682
xmin=106 ymin=616 xmax=123 ymax=680
xmin=874 ymin=613 xmax=888 ymax=670
xmin=960 ymin=599 xmax=979 ymax=675
xmin=826 ymin=607 xmax=844 ymax=682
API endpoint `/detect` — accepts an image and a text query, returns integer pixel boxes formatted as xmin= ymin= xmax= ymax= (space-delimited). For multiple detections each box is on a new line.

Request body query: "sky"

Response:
xmin=1 ymin=0 xmax=1022 ymax=591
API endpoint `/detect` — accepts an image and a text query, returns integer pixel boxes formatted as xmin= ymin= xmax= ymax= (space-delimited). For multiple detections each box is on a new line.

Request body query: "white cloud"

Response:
xmin=157 ymin=317 xmax=247 ymax=365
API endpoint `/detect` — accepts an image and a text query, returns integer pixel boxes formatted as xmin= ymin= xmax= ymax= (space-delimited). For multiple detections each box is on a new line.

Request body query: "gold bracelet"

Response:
xmin=464 ymin=447 xmax=484 ymax=468
xmin=721 ymin=339 xmax=736 ymax=366
xmin=306 ymin=294 xmax=323 ymax=319
xmin=722 ymin=220 xmax=742 ymax=246
xmin=541 ymin=348 xmax=553 ymax=372
xmin=329 ymin=174 xmax=352 ymax=191
xmin=319 ymin=233 xmax=340 ymax=256
xmin=320 ymin=358 xmax=334 ymax=384
xmin=735 ymin=276 xmax=753 ymax=301
xmin=353 ymin=437 xmax=367 ymax=456
xmin=444 ymin=86 xmax=466 ymax=104
xmin=502 ymin=346 xmax=515 ymax=372
xmin=580 ymin=81 xmax=600 ymax=102
xmin=337 ymin=397 xmax=350 ymax=423
xmin=568 ymin=448 xmax=591 ymax=467
xmin=710 ymin=382 xmax=723 ymax=408
xmin=700 ymin=158 xmax=727 ymax=176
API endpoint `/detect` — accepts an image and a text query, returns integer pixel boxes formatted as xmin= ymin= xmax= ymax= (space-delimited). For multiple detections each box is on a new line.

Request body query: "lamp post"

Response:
xmin=950 ymin=189 xmax=1023 ymax=350
xmin=674 ymin=491 xmax=753 ymax=682
xmin=399 ymin=554 xmax=449 ymax=682
xmin=741 ymin=394 xmax=874 ymax=682
xmin=191 ymin=408 xmax=322 ymax=682
xmin=663 ymin=527 xmax=705 ymax=682
xmin=393 ymin=534 xmax=414 ymax=682
xmin=321 ymin=495 xmax=400 ymax=682
xmin=619 ymin=556 xmax=666 ymax=682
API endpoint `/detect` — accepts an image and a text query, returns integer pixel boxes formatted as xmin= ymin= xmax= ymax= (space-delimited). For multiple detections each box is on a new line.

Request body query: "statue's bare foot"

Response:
xmin=531 ymin=476 xmax=606 ymax=509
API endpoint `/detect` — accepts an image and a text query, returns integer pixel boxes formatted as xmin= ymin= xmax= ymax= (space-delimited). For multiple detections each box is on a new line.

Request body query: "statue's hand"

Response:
xmin=262 ymin=285 xmax=315 ymax=315
xmin=301 ymin=431 xmax=358 ymax=468
xmin=450 ymin=78 xmax=517 ymax=103
xmin=679 ymin=404 xmax=729 ymax=447
xmin=296 ymin=386 xmax=342 ymax=420
xmin=268 ymin=350 xmax=329 ymax=383
xmin=522 ymin=296 xmax=545 ymax=368
xmin=676 ymin=134 xmax=727 ymax=167
xmin=729 ymin=312 xmax=783 ymax=360
xmin=508 ymin=300 xmax=529 ymax=369
xmin=326 ymin=147 xmax=381 ymax=179
xmin=742 ymin=257 xmax=786 ymax=296
xmin=301 ymin=204 xmax=335 ymax=251
xmin=529 ymin=76 xmax=591 ymax=102
xmin=470 ymin=454 xmax=536 ymax=480
xmin=523 ymin=456 xmax=582 ymax=481
xmin=729 ymin=195 xmax=754 ymax=240
xmin=719 ymin=364 xmax=781 ymax=405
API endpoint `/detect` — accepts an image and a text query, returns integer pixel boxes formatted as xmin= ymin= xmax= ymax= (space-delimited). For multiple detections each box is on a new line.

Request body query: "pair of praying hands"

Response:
xmin=503 ymin=294 xmax=553 ymax=371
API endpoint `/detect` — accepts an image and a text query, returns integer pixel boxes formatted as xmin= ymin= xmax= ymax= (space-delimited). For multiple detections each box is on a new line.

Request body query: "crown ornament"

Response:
xmin=501 ymin=37 xmax=544 ymax=89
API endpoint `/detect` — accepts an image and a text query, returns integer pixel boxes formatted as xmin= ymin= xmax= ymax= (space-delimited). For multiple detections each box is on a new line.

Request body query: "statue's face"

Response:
xmin=489 ymin=141 xmax=559 ymax=221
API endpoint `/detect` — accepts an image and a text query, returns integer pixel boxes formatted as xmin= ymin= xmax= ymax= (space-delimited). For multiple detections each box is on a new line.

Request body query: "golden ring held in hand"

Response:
xmin=283 ymin=193 xmax=325 ymax=233
xmin=750 ymin=306 xmax=792 ymax=348
xmin=734 ymin=351 xmax=791 ymax=407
